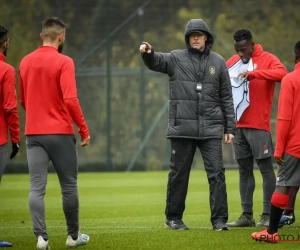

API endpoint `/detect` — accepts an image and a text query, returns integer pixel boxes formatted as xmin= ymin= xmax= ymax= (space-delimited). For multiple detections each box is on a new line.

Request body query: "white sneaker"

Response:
xmin=66 ymin=233 xmax=89 ymax=248
xmin=37 ymin=236 xmax=50 ymax=250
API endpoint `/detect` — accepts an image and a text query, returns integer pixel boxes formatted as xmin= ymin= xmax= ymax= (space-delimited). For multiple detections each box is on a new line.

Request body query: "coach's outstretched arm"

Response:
xmin=139 ymin=41 xmax=174 ymax=76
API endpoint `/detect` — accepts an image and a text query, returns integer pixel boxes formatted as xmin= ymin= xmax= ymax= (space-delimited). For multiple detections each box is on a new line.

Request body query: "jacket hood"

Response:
xmin=184 ymin=19 xmax=214 ymax=53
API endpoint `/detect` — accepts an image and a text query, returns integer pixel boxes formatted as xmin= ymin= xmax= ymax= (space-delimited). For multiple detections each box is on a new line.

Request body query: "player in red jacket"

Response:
xmin=226 ymin=29 xmax=288 ymax=228
xmin=0 ymin=25 xmax=20 ymax=248
xmin=252 ymin=40 xmax=300 ymax=243
xmin=0 ymin=26 xmax=20 ymax=182
xmin=19 ymin=17 xmax=90 ymax=250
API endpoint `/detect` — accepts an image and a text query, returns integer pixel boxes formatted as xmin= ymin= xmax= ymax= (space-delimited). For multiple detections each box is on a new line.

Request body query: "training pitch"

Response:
xmin=0 ymin=170 xmax=299 ymax=249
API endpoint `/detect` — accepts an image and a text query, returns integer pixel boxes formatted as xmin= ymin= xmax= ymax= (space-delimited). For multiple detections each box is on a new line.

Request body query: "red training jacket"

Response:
xmin=226 ymin=44 xmax=288 ymax=132
xmin=275 ymin=62 xmax=300 ymax=159
xmin=19 ymin=46 xmax=89 ymax=139
xmin=0 ymin=53 xmax=20 ymax=145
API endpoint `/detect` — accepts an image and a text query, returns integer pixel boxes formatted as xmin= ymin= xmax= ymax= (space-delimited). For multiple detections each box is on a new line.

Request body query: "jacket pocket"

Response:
xmin=169 ymin=101 xmax=178 ymax=126
xmin=72 ymin=135 xmax=77 ymax=144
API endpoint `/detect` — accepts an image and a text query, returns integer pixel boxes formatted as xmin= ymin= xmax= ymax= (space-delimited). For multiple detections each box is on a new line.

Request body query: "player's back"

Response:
xmin=278 ymin=64 xmax=300 ymax=157
xmin=286 ymin=66 xmax=300 ymax=125
xmin=19 ymin=46 xmax=75 ymax=135
xmin=0 ymin=54 xmax=16 ymax=144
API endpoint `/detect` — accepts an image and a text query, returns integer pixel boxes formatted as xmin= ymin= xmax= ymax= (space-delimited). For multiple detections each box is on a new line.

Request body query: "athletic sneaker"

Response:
xmin=256 ymin=214 xmax=269 ymax=227
xmin=226 ymin=214 xmax=255 ymax=227
xmin=251 ymin=228 xmax=279 ymax=243
xmin=36 ymin=236 xmax=50 ymax=250
xmin=66 ymin=233 xmax=89 ymax=248
xmin=213 ymin=222 xmax=229 ymax=231
xmin=164 ymin=219 xmax=189 ymax=230
xmin=0 ymin=240 xmax=12 ymax=247
xmin=278 ymin=212 xmax=295 ymax=228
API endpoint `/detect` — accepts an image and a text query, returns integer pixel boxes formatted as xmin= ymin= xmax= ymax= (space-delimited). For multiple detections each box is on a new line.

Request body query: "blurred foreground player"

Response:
xmin=251 ymin=40 xmax=300 ymax=243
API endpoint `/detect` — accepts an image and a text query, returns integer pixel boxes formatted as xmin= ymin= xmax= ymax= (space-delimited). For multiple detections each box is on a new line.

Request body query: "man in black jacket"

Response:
xmin=139 ymin=19 xmax=235 ymax=231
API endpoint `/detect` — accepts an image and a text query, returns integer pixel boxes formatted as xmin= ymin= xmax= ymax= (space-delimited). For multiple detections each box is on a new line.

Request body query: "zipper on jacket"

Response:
xmin=174 ymin=103 xmax=177 ymax=126
xmin=196 ymin=82 xmax=203 ymax=138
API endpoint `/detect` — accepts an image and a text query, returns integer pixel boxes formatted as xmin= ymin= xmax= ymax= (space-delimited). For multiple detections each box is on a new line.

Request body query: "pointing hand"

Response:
xmin=139 ymin=42 xmax=152 ymax=54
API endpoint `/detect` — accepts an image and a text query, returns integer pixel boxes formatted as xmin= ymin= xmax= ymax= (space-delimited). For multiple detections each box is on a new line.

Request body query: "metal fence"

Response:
xmin=3 ymin=0 xmax=298 ymax=172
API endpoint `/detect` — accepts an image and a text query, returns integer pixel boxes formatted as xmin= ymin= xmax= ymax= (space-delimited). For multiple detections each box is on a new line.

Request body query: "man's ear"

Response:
xmin=58 ymin=33 xmax=64 ymax=43
xmin=1 ymin=41 xmax=8 ymax=52
xmin=3 ymin=41 xmax=8 ymax=49
xmin=40 ymin=33 xmax=43 ymax=40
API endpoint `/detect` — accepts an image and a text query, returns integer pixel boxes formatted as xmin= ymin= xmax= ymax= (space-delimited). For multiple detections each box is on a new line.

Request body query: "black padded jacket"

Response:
xmin=142 ymin=19 xmax=236 ymax=139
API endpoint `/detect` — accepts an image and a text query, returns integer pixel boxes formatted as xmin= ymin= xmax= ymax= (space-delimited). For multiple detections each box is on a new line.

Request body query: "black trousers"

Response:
xmin=165 ymin=138 xmax=228 ymax=225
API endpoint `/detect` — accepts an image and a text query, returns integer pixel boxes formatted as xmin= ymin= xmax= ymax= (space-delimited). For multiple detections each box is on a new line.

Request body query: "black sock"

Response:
xmin=283 ymin=210 xmax=293 ymax=215
xmin=268 ymin=204 xmax=284 ymax=234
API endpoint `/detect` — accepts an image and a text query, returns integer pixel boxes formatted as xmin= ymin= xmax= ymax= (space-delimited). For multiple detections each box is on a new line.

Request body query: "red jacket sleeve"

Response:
xmin=60 ymin=58 xmax=90 ymax=140
xmin=3 ymin=67 xmax=20 ymax=143
xmin=247 ymin=55 xmax=288 ymax=82
xmin=274 ymin=77 xmax=293 ymax=158
xmin=64 ymin=98 xmax=89 ymax=140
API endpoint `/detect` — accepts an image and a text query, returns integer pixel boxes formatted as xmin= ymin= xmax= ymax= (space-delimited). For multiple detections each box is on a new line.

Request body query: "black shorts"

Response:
xmin=232 ymin=128 xmax=274 ymax=160
xmin=276 ymin=153 xmax=300 ymax=186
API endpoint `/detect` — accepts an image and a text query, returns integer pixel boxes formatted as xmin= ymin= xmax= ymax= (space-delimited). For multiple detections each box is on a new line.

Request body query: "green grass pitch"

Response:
xmin=0 ymin=170 xmax=300 ymax=249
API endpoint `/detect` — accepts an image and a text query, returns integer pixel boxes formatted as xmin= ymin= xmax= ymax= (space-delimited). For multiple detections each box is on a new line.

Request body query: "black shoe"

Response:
xmin=165 ymin=219 xmax=189 ymax=230
xmin=278 ymin=212 xmax=295 ymax=228
xmin=226 ymin=214 xmax=255 ymax=227
xmin=213 ymin=221 xmax=230 ymax=231
xmin=256 ymin=214 xmax=269 ymax=227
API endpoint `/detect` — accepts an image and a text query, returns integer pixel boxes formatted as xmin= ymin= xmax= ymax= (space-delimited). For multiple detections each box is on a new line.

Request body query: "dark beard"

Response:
xmin=58 ymin=43 xmax=64 ymax=53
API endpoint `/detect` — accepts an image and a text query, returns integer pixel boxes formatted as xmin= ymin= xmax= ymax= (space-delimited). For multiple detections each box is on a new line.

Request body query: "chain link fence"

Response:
xmin=3 ymin=0 xmax=297 ymax=172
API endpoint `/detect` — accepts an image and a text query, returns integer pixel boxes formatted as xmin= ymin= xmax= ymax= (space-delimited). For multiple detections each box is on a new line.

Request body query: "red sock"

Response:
xmin=271 ymin=192 xmax=289 ymax=209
